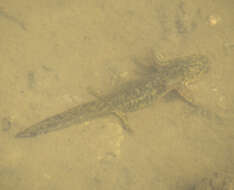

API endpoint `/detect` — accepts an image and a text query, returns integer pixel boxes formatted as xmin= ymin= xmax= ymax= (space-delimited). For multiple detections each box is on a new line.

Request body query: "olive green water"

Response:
xmin=0 ymin=0 xmax=234 ymax=189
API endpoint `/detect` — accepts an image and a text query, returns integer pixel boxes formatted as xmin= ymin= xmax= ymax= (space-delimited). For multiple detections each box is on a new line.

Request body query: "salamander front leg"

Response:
xmin=175 ymin=87 xmax=223 ymax=123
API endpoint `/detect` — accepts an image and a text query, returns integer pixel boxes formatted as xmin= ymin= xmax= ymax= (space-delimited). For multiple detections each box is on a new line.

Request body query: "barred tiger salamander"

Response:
xmin=16 ymin=55 xmax=209 ymax=138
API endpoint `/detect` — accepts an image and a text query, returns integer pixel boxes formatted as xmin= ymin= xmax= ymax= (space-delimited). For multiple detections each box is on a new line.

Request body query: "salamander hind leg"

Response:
xmin=111 ymin=110 xmax=133 ymax=134
xmin=87 ymin=87 xmax=133 ymax=133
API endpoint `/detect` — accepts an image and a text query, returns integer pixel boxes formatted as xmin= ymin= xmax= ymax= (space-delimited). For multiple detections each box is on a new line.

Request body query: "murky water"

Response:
xmin=0 ymin=0 xmax=234 ymax=189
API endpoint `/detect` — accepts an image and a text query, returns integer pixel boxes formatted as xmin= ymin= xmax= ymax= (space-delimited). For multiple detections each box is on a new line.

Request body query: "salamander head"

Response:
xmin=182 ymin=54 xmax=209 ymax=84
xmin=158 ymin=54 xmax=210 ymax=87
